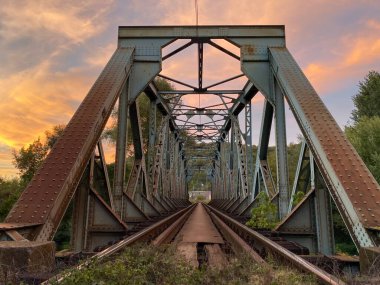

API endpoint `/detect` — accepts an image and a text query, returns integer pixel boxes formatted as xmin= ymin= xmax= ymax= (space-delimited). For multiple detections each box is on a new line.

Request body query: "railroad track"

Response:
xmin=43 ymin=202 xmax=346 ymax=285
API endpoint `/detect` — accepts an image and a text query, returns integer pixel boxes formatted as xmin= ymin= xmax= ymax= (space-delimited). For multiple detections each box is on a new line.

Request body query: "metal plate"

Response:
xmin=5 ymin=48 xmax=134 ymax=240
xmin=270 ymin=47 xmax=380 ymax=229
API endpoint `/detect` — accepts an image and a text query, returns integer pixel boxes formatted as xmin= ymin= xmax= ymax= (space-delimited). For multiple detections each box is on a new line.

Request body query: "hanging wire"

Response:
xmin=194 ymin=0 xmax=199 ymax=27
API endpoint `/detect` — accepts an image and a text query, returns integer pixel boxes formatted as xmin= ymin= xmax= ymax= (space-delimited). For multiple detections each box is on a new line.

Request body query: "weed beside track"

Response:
xmin=53 ymin=243 xmax=317 ymax=285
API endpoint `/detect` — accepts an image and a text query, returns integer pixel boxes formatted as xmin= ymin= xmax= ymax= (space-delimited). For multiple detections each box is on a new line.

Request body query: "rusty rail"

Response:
xmin=207 ymin=208 xmax=266 ymax=264
xmin=44 ymin=204 xmax=196 ymax=284
xmin=205 ymin=204 xmax=346 ymax=285
xmin=46 ymin=202 xmax=345 ymax=284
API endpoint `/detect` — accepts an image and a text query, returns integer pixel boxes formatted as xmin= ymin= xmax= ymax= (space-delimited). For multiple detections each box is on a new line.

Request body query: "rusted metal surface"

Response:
xmin=5 ymin=48 xmax=134 ymax=241
xmin=44 ymin=204 xmax=195 ymax=284
xmin=174 ymin=203 xmax=224 ymax=244
xmin=0 ymin=223 xmax=41 ymax=230
xmin=152 ymin=206 xmax=194 ymax=245
xmin=206 ymin=204 xmax=345 ymax=285
xmin=270 ymin=47 xmax=380 ymax=246
xmin=4 ymin=230 xmax=27 ymax=241
xmin=208 ymin=209 xmax=266 ymax=264
xmin=204 ymin=244 xmax=228 ymax=269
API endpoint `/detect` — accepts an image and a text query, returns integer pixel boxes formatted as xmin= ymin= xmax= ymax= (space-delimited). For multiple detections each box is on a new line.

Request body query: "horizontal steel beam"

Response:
xmin=158 ymin=90 xmax=242 ymax=95
xmin=119 ymin=25 xmax=285 ymax=39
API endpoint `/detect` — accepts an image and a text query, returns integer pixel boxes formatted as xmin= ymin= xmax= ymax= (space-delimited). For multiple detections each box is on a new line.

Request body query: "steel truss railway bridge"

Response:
xmin=1 ymin=26 xmax=380 ymax=276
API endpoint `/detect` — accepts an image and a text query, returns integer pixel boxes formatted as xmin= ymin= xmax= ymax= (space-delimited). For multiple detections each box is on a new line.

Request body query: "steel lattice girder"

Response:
xmin=269 ymin=47 xmax=380 ymax=247
xmin=1 ymin=25 xmax=379 ymax=254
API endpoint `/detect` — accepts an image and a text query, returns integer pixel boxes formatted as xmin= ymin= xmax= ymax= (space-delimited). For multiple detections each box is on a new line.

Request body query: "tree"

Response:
xmin=0 ymin=178 xmax=23 ymax=221
xmin=345 ymin=70 xmax=380 ymax=184
xmin=335 ymin=70 xmax=380 ymax=254
xmin=103 ymin=78 xmax=179 ymax=185
xmin=103 ymin=79 xmax=175 ymax=154
xmin=10 ymin=125 xmax=70 ymax=248
xmin=12 ymin=125 xmax=65 ymax=183
xmin=45 ymin=124 xmax=65 ymax=149
xmin=12 ymin=138 xmax=48 ymax=183
xmin=351 ymin=70 xmax=380 ymax=123
xmin=246 ymin=191 xmax=278 ymax=229
xmin=345 ymin=116 xmax=380 ymax=183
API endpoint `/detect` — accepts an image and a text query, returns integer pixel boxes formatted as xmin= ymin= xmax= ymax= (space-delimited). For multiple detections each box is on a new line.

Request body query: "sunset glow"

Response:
xmin=0 ymin=0 xmax=379 ymax=176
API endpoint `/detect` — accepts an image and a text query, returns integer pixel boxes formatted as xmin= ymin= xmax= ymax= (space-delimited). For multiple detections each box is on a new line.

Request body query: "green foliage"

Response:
xmin=246 ymin=192 xmax=278 ymax=230
xmin=12 ymin=138 xmax=48 ymax=183
xmin=56 ymin=243 xmax=316 ymax=285
xmin=336 ymin=71 xmax=380 ymax=254
xmin=10 ymin=125 xmax=70 ymax=248
xmin=264 ymin=141 xmax=302 ymax=189
xmin=45 ymin=125 xmax=65 ymax=149
xmin=335 ymin=243 xmax=358 ymax=256
xmin=195 ymin=195 xmax=205 ymax=202
xmin=103 ymin=79 xmax=175 ymax=149
xmin=332 ymin=205 xmax=358 ymax=255
xmin=291 ymin=191 xmax=305 ymax=207
xmin=346 ymin=70 xmax=380 ymax=184
xmin=287 ymin=142 xmax=302 ymax=184
xmin=7 ymin=125 xmax=65 ymax=227
xmin=103 ymin=93 xmax=151 ymax=155
xmin=345 ymin=116 xmax=380 ymax=183
xmin=351 ymin=71 xmax=380 ymax=123
xmin=0 ymin=178 xmax=24 ymax=221
xmin=12 ymin=125 xmax=65 ymax=184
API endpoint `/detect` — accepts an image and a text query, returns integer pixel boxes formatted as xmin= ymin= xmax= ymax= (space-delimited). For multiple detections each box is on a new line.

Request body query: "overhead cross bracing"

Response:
xmin=0 ymin=26 xmax=379 ymax=267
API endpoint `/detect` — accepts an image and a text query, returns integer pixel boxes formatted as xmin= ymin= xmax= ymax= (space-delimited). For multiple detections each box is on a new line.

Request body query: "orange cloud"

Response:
xmin=0 ymin=0 xmax=115 ymax=176
xmin=305 ymin=20 xmax=380 ymax=93
xmin=1 ymin=0 xmax=380 ymax=177
xmin=0 ymin=0 xmax=113 ymax=44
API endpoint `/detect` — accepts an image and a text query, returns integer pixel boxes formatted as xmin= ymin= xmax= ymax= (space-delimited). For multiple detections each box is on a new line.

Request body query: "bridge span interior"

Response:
xmin=1 ymin=26 xmax=380 ymax=258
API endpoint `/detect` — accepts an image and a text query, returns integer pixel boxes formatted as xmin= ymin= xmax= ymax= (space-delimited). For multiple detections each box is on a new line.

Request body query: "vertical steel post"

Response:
xmin=250 ymin=100 xmax=274 ymax=201
xmin=113 ymin=81 xmax=129 ymax=217
xmin=229 ymin=126 xmax=235 ymax=199
xmin=314 ymin=172 xmax=335 ymax=255
xmin=245 ymin=101 xmax=253 ymax=191
xmin=147 ymin=99 xmax=157 ymax=197
xmin=71 ymin=168 xmax=90 ymax=252
xmin=273 ymin=78 xmax=289 ymax=219
xmin=288 ymin=140 xmax=307 ymax=213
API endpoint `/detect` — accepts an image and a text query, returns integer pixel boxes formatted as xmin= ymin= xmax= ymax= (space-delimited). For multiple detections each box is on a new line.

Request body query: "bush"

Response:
xmin=246 ymin=192 xmax=278 ymax=230
xmin=291 ymin=191 xmax=305 ymax=208
xmin=55 ymin=244 xmax=317 ymax=285
xmin=0 ymin=178 xmax=23 ymax=221
xmin=195 ymin=195 xmax=205 ymax=202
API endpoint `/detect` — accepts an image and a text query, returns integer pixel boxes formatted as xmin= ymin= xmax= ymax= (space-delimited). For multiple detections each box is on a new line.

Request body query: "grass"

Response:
xmin=53 ymin=243 xmax=317 ymax=285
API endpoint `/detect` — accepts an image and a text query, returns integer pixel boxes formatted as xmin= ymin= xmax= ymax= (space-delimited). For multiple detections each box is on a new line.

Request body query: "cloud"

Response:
xmin=1 ymin=0 xmax=380 ymax=176
xmin=0 ymin=0 xmax=113 ymax=43
xmin=304 ymin=19 xmax=380 ymax=93
xmin=0 ymin=0 xmax=115 ymax=176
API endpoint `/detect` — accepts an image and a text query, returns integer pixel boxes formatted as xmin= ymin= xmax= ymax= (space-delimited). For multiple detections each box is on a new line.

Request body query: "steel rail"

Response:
xmin=205 ymin=204 xmax=346 ymax=285
xmin=152 ymin=207 xmax=194 ymax=245
xmin=207 ymin=207 xmax=266 ymax=264
xmin=153 ymin=203 xmax=268 ymax=267
xmin=44 ymin=204 xmax=196 ymax=284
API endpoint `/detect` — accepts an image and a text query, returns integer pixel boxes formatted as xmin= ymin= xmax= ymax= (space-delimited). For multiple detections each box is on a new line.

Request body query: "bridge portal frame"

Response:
xmin=0 ymin=26 xmax=379 ymax=257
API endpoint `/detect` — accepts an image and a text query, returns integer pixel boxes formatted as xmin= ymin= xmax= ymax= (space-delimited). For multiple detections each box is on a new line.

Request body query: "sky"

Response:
xmin=0 ymin=0 xmax=379 ymax=177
